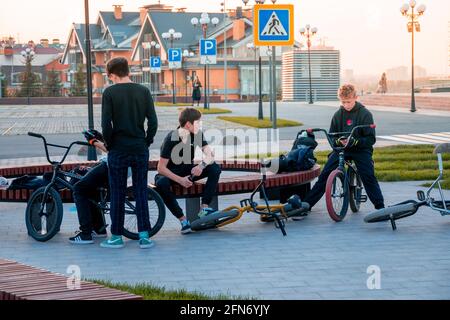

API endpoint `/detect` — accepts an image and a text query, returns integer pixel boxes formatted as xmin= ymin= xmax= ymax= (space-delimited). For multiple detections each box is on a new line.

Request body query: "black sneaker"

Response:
xmin=92 ymin=229 xmax=107 ymax=238
xmin=180 ymin=220 xmax=192 ymax=234
xmin=69 ymin=231 xmax=94 ymax=245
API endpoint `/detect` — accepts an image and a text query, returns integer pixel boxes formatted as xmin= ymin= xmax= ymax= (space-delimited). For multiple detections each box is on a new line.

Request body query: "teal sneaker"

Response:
xmin=138 ymin=231 xmax=154 ymax=249
xmin=197 ymin=207 xmax=217 ymax=219
xmin=100 ymin=235 xmax=124 ymax=249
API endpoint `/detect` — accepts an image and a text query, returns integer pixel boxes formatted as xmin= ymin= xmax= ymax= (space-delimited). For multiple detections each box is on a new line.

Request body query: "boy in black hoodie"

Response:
xmin=302 ymin=84 xmax=385 ymax=212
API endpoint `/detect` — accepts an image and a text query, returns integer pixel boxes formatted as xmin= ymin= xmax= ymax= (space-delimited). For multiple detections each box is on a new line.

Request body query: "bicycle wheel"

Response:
xmin=25 ymin=186 xmax=63 ymax=242
xmin=191 ymin=209 xmax=240 ymax=231
xmin=364 ymin=202 xmax=417 ymax=223
xmin=325 ymin=169 xmax=349 ymax=222
xmin=122 ymin=186 xmax=166 ymax=240
xmin=349 ymin=169 xmax=363 ymax=213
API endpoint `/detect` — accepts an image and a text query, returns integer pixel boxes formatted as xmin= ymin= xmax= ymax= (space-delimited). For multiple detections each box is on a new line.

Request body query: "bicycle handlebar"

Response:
xmin=300 ymin=124 xmax=376 ymax=151
xmin=28 ymin=132 xmax=92 ymax=165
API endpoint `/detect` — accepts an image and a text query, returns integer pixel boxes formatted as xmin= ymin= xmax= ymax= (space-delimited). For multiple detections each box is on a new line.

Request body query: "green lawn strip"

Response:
xmin=177 ymin=107 xmax=232 ymax=114
xmin=156 ymin=102 xmax=192 ymax=107
xmin=243 ymin=145 xmax=449 ymax=189
xmin=217 ymin=116 xmax=302 ymax=128
xmin=91 ymin=279 xmax=253 ymax=300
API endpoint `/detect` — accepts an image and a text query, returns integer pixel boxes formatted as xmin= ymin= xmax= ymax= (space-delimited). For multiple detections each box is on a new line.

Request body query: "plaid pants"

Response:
xmin=108 ymin=150 xmax=150 ymax=235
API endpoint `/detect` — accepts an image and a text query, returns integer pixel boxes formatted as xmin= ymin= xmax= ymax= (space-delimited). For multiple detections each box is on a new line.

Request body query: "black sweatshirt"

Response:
xmin=329 ymin=102 xmax=376 ymax=152
xmin=101 ymin=83 xmax=158 ymax=154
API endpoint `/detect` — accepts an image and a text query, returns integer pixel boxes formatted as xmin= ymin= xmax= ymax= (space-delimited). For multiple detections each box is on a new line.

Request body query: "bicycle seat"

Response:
xmin=434 ymin=143 xmax=450 ymax=155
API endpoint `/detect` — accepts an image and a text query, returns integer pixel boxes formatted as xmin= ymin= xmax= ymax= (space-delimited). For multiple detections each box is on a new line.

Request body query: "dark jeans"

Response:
xmin=108 ymin=150 xmax=150 ymax=236
xmin=303 ymin=150 xmax=385 ymax=210
xmin=155 ymin=163 xmax=221 ymax=219
xmin=73 ymin=161 xmax=108 ymax=235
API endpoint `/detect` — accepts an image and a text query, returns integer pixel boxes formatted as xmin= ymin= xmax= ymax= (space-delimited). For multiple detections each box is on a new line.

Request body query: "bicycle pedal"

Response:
xmin=417 ymin=191 xmax=426 ymax=201
xmin=359 ymin=195 xmax=368 ymax=203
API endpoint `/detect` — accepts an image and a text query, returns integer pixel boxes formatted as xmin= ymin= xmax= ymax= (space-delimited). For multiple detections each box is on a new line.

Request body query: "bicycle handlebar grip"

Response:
xmin=76 ymin=141 xmax=91 ymax=147
xmin=28 ymin=132 xmax=43 ymax=138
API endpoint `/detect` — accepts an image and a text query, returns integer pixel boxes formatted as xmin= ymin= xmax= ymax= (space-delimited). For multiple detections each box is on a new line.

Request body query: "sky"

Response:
xmin=1 ymin=0 xmax=449 ymax=76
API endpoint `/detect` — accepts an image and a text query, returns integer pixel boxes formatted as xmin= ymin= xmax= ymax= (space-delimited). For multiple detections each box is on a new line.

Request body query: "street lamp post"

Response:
xmin=149 ymin=41 xmax=161 ymax=103
xmin=182 ymin=49 xmax=195 ymax=103
xmin=84 ymin=0 xmax=96 ymax=161
xmin=247 ymin=42 xmax=263 ymax=120
xmin=401 ymin=1 xmax=426 ymax=113
xmin=20 ymin=47 xmax=35 ymax=106
xmin=191 ymin=13 xmax=220 ymax=110
xmin=221 ymin=1 xmax=228 ymax=103
xmin=267 ymin=46 xmax=273 ymax=121
xmin=300 ymin=25 xmax=318 ymax=105
xmin=162 ymin=29 xmax=183 ymax=105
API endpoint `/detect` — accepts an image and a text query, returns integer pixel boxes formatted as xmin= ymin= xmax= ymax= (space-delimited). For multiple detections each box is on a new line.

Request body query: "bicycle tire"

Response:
xmin=191 ymin=209 xmax=240 ymax=231
xmin=364 ymin=203 xmax=417 ymax=223
xmin=122 ymin=187 xmax=166 ymax=240
xmin=349 ymin=168 xmax=363 ymax=213
xmin=25 ymin=186 xmax=63 ymax=242
xmin=325 ymin=169 xmax=349 ymax=222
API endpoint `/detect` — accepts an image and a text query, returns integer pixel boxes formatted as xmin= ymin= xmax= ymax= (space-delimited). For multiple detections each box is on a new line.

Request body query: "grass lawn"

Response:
xmin=217 ymin=116 xmax=302 ymax=128
xmin=155 ymin=102 xmax=192 ymax=107
xmin=244 ymin=145 xmax=449 ymax=189
xmin=178 ymin=107 xmax=232 ymax=114
xmin=92 ymin=279 xmax=251 ymax=300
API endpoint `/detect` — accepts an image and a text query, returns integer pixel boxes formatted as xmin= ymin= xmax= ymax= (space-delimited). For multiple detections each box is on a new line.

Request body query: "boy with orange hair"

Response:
xmin=301 ymin=84 xmax=385 ymax=213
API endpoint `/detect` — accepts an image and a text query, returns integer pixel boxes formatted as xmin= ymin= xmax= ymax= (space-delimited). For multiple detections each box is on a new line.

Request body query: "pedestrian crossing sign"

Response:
xmin=254 ymin=4 xmax=294 ymax=46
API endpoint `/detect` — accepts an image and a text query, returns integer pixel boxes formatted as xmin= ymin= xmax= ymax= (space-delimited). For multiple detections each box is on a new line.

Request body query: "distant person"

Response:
xmin=192 ymin=76 xmax=202 ymax=106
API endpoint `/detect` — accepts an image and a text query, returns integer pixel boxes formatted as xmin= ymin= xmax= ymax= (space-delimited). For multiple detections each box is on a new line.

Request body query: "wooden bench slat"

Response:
xmin=0 ymin=259 xmax=142 ymax=300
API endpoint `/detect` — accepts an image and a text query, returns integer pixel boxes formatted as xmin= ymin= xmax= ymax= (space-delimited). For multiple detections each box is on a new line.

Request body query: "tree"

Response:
xmin=18 ymin=55 xmax=41 ymax=97
xmin=70 ymin=64 xmax=87 ymax=96
xmin=0 ymin=73 xmax=7 ymax=98
xmin=44 ymin=69 xmax=62 ymax=97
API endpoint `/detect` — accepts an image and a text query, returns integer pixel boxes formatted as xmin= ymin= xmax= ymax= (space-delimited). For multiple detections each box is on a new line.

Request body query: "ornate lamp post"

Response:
xmin=400 ymin=0 xmax=426 ymax=113
xmin=162 ymin=29 xmax=182 ymax=105
xmin=182 ymin=49 xmax=195 ymax=102
xmin=20 ymin=47 xmax=35 ymax=105
xmin=84 ymin=0 xmax=96 ymax=160
xmin=299 ymin=24 xmax=318 ymax=104
xmin=149 ymin=41 xmax=161 ymax=102
xmin=191 ymin=13 xmax=220 ymax=109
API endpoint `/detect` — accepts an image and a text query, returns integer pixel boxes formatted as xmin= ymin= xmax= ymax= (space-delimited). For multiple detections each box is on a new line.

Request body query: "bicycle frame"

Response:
xmin=214 ymin=164 xmax=291 ymax=236
xmin=425 ymin=153 xmax=449 ymax=215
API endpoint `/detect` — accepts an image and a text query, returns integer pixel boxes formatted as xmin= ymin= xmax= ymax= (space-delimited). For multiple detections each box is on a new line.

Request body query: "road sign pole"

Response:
xmin=272 ymin=46 xmax=277 ymax=130
xmin=269 ymin=52 xmax=273 ymax=122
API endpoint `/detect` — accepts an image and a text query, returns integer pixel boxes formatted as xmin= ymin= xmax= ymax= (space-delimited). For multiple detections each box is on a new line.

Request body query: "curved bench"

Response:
xmin=0 ymin=259 xmax=142 ymax=300
xmin=0 ymin=161 xmax=321 ymax=222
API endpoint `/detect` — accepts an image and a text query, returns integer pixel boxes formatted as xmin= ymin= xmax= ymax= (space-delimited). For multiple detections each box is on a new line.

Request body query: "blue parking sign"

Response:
xmin=200 ymin=39 xmax=217 ymax=56
xmin=150 ymin=56 xmax=161 ymax=73
xmin=200 ymin=39 xmax=217 ymax=65
xmin=150 ymin=56 xmax=161 ymax=68
xmin=168 ymin=48 xmax=182 ymax=69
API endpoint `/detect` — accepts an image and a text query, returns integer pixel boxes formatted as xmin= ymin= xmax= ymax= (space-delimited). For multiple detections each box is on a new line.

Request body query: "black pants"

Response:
xmin=108 ymin=150 xmax=150 ymax=236
xmin=303 ymin=150 xmax=385 ymax=210
xmin=73 ymin=161 xmax=108 ymax=235
xmin=155 ymin=163 xmax=221 ymax=219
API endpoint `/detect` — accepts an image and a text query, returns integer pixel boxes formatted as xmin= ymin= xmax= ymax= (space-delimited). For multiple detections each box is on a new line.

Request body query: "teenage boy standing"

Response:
xmin=101 ymin=57 xmax=158 ymax=249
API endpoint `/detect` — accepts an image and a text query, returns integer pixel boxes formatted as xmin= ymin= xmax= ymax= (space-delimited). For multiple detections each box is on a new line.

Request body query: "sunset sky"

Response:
xmin=1 ymin=0 xmax=449 ymax=76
